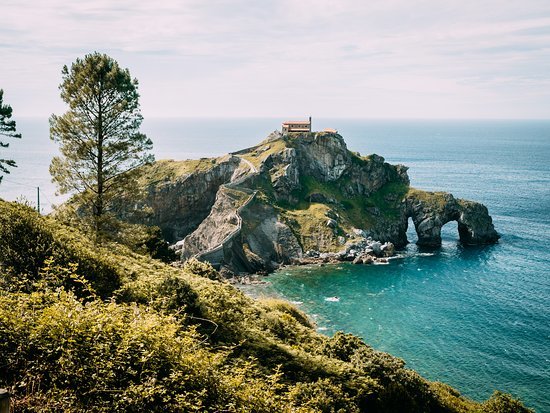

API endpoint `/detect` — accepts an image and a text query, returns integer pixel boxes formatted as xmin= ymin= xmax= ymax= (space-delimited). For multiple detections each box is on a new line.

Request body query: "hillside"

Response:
xmin=111 ymin=131 xmax=499 ymax=273
xmin=0 ymin=200 xmax=530 ymax=412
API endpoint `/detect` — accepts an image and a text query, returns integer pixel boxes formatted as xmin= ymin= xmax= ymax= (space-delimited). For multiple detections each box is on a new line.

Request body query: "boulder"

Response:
xmin=371 ymin=241 xmax=382 ymax=255
xmin=326 ymin=219 xmax=337 ymax=228
xmin=380 ymin=242 xmax=395 ymax=257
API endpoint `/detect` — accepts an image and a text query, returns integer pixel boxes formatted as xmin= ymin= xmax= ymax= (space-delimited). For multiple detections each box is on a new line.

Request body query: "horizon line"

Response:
xmin=15 ymin=115 xmax=550 ymax=121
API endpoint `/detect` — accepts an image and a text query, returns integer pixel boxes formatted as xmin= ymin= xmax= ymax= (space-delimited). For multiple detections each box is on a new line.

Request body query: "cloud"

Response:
xmin=1 ymin=0 xmax=549 ymax=118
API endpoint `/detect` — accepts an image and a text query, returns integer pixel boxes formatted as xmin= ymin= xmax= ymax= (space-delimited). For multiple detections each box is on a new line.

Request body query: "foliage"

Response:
xmin=49 ymin=52 xmax=153 ymax=235
xmin=111 ymin=221 xmax=176 ymax=263
xmin=139 ymin=226 xmax=177 ymax=262
xmin=154 ymin=275 xmax=201 ymax=316
xmin=0 ymin=201 xmax=120 ymax=298
xmin=319 ymin=331 xmax=366 ymax=362
xmin=483 ymin=391 xmax=534 ymax=413
xmin=0 ymin=88 xmax=22 ymax=183
xmin=0 ymin=200 xmax=532 ymax=412
xmin=288 ymin=378 xmax=362 ymax=413
xmin=407 ymin=188 xmax=450 ymax=212
xmin=183 ymin=258 xmax=222 ymax=281
xmin=53 ymin=200 xmax=176 ymax=263
xmin=0 ymin=290 xmax=252 ymax=412
xmin=259 ymin=298 xmax=314 ymax=329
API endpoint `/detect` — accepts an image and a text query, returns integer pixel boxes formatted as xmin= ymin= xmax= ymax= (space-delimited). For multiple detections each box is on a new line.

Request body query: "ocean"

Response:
xmin=1 ymin=118 xmax=549 ymax=411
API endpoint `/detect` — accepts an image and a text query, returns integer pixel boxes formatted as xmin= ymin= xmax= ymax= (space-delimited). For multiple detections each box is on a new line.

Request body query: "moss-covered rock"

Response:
xmin=406 ymin=189 xmax=500 ymax=246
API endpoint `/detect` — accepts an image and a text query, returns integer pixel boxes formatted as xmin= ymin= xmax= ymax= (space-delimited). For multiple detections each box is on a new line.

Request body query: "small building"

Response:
xmin=323 ymin=128 xmax=338 ymax=134
xmin=282 ymin=117 xmax=311 ymax=134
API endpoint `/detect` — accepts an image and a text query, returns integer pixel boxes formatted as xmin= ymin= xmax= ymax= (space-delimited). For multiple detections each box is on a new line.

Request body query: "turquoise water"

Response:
xmin=250 ymin=120 xmax=550 ymax=412
xmin=1 ymin=118 xmax=549 ymax=411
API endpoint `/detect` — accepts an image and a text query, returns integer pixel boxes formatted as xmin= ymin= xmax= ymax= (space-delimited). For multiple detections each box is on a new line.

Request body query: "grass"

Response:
xmin=407 ymin=188 xmax=450 ymax=212
xmin=238 ymin=138 xmax=288 ymax=169
xmin=279 ymin=203 xmax=340 ymax=252
xmin=138 ymin=158 xmax=218 ymax=185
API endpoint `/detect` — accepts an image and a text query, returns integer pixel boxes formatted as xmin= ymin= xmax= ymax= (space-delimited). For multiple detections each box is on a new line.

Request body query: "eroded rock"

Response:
xmin=405 ymin=191 xmax=499 ymax=246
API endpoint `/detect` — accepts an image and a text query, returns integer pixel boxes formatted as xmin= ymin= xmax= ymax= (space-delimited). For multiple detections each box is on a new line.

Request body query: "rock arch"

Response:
xmin=405 ymin=191 xmax=499 ymax=247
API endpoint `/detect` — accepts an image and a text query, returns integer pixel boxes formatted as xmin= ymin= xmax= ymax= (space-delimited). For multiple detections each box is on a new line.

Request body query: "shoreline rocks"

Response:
xmin=296 ymin=239 xmax=396 ymax=266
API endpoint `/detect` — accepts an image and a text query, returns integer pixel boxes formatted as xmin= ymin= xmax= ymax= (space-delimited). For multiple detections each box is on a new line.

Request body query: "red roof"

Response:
xmin=282 ymin=120 xmax=310 ymax=125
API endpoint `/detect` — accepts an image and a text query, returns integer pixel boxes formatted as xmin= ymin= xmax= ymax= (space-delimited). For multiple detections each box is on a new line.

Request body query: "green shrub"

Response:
xmin=483 ymin=391 xmax=534 ymax=413
xmin=288 ymin=378 xmax=360 ymax=413
xmin=0 ymin=289 xmax=278 ymax=412
xmin=260 ymin=298 xmax=314 ymax=329
xmin=320 ymin=331 xmax=366 ymax=362
xmin=183 ymin=258 xmax=222 ymax=281
xmin=155 ymin=275 xmax=200 ymax=316
xmin=0 ymin=201 xmax=120 ymax=297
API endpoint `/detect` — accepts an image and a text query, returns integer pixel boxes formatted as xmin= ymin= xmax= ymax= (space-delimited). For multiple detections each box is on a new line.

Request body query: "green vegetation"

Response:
xmin=238 ymin=138 xmax=288 ymax=169
xmin=0 ymin=199 xmax=533 ymax=412
xmin=0 ymin=201 xmax=121 ymax=298
xmin=298 ymin=175 xmax=408 ymax=226
xmin=0 ymin=88 xmax=22 ymax=183
xmin=365 ymin=181 xmax=409 ymax=219
xmin=270 ymin=169 xmax=408 ymax=251
xmin=280 ymin=203 xmax=339 ymax=252
xmin=407 ymin=188 xmax=450 ymax=212
xmin=138 ymin=158 xmax=218 ymax=185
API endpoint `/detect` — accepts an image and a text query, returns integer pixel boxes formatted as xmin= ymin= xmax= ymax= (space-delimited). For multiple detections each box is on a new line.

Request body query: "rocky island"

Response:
xmin=114 ymin=130 xmax=499 ymax=275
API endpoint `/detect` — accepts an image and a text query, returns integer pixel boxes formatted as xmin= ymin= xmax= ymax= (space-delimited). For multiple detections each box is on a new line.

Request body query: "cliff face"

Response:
xmin=113 ymin=156 xmax=242 ymax=242
xmin=124 ymin=131 xmax=499 ymax=273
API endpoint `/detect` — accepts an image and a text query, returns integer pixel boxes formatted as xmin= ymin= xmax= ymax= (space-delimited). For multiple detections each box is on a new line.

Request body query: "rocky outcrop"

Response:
xmin=405 ymin=191 xmax=499 ymax=246
xmin=263 ymin=132 xmax=409 ymax=203
xmin=239 ymin=198 xmax=303 ymax=272
xmin=113 ymin=156 xmax=243 ymax=242
xmin=299 ymin=239 xmax=395 ymax=266
xmin=180 ymin=186 xmax=249 ymax=259
xmin=116 ymin=131 xmax=499 ymax=274
xmin=292 ymin=133 xmax=351 ymax=181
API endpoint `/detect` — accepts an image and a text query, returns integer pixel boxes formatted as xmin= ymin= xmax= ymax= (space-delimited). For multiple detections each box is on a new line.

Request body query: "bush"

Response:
xmin=483 ymin=391 xmax=534 ymax=413
xmin=0 ymin=289 xmax=282 ymax=412
xmin=288 ymin=378 xmax=360 ymax=413
xmin=0 ymin=201 xmax=120 ymax=297
xmin=260 ymin=298 xmax=314 ymax=329
xmin=155 ymin=275 xmax=200 ymax=316
xmin=140 ymin=226 xmax=177 ymax=263
xmin=320 ymin=331 xmax=366 ymax=362
xmin=183 ymin=258 xmax=222 ymax=281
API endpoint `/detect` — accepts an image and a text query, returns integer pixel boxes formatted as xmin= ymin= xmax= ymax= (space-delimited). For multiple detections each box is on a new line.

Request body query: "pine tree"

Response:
xmin=0 ymin=89 xmax=22 ymax=183
xmin=50 ymin=52 xmax=153 ymax=235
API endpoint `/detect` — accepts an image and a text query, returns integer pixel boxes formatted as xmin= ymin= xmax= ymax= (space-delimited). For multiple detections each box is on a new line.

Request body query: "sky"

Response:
xmin=1 ymin=0 xmax=550 ymax=119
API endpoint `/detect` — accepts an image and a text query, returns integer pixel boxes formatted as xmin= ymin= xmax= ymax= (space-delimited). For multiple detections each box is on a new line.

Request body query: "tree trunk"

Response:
xmin=95 ymin=95 xmax=104 ymax=239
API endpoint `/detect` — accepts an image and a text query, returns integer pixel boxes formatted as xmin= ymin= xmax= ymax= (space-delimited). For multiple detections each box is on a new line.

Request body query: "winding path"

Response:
xmin=237 ymin=156 xmax=258 ymax=174
xmin=183 ymin=156 xmax=260 ymax=264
